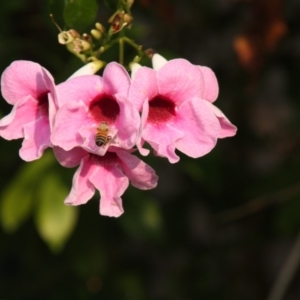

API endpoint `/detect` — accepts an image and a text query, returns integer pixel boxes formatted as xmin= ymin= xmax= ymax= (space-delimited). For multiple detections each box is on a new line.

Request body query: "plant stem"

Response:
xmin=119 ymin=37 xmax=124 ymax=65
xmin=123 ymin=36 xmax=143 ymax=57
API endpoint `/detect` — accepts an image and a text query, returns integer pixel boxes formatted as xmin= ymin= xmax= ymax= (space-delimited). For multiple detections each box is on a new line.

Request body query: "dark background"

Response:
xmin=1 ymin=0 xmax=300 ymax=299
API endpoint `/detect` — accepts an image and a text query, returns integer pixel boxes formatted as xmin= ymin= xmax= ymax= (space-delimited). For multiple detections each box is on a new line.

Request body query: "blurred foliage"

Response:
xmin=0 ymin=151 xmax=78 ymax=252
xmin=1 ymin=151 xmax=55 ymax=233
xmin=1 ymin=0 xmax=300 ymax=299
xmin=34 ymin=168 xmax=78 ymax=253
xmin=49 ymin=0 xmax=99 ymax=31
xmin=63 ymin=0 xmax=98 ymax=31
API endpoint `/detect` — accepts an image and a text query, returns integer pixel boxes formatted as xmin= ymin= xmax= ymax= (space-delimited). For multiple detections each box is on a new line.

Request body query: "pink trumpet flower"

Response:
xmin=0 ymin=61 xmax=58 ymax=161
xmin=53 ymin=146 xmax=158 ymax=217
xmin=129 ymin=54 xmax=237 ymax=163
xmin=51 ymin=62 xmax=140 ymax=156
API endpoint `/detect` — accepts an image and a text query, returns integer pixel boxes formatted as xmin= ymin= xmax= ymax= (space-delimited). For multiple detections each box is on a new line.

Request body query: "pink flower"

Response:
xmin=51 ymin=62 xmax=140 ymax=156
xmin=0 ymin=61 xmax=58 ymax=161
xmin=129 ymin=54 xmax=237 ymax=163
xmin=53 ymin=146 xmax=158 ymax=217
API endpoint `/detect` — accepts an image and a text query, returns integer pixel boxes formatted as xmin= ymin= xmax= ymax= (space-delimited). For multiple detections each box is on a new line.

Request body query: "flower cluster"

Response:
xmin=0 ymin=54 xmax=236 ymax=217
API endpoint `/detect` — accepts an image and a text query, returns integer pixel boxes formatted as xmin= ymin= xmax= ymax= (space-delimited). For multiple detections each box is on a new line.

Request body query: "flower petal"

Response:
xmin=56 ymin=75 xmax=103 ymax=107
xmin=64 ymin=155 xmax=95 ymax=206
xmin=117 ymin=150 xmax=158 ymax=189
xmin=206 ymin=102 xmax=237 ymax=138
xmin=136 ymin=98 xmax=150 ymax=156
xmin=51 ymin=100 xmax=88 ymax=151
xmin=1 ymin=61 xmax=54 ymax=105
xmin=175 ymin=98 xmax=220 ymax=158
xmin=89 ymin=155 xmax=128 ymax=217
xmin=103 ymin=62 xmax=130 ymax=96
xmin=198 ymin=66 xmax=219 ymax=102
xmin=114 ymin=94 xmax=140 ymax=149
xmin=129 ymin=66 xmax=158 ymax=111
xmin=19 ymin=115 xmax=51 ymax=161
xmin=157 ymin=59 xmax=205 ymax=104
xmin=0 ymin=96 xmax=38 ymax=140
xmin=53 ymin=146 xmax=87 ymax=168
xmin=143 ymin=122 xmax=184 ymax=163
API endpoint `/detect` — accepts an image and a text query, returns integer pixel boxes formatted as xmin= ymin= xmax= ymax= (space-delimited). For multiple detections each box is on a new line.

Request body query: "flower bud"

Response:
xmin=50 ymin=14 xmax=80 ymax=44
xmin=68 ymin=29 xmax=80 ymax=39
xmin=99 ymin=46 xmax=105 ymax=54
xmin=129 ymin=62 xmax=142 ymax=79
xmin=91 ymin=29 xmax=102 ymax=40
xmin=152 ymin=53 xmax=168 ymax=70
xmin=68 ymin=60 xmax=105 ymax=79
xmin=82 ymin=33 xmax=92 ymax=43
xmin=132 ymin=55 xmax=141 ymax=63
xmin=123 ymin=14 xmax=133 ymax=27
xmin=72 ymin=38 xmax=91 ymax=52
xmin=95 ymin=23 xmax=105 ymax=34
xmin=108 ymin=11 xmax=126 ymax=34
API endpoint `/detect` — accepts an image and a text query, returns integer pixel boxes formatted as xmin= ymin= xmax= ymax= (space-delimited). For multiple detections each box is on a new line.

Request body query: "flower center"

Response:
xmin=147 ymin=95 xmax=176 ymax=124
xmin=89 ymin=94 xmax=120 ymax=124
xmin=93 ymin=152 xmax=118 ymax=167
xmin=37 ymin=92 xmax=49 ymax=115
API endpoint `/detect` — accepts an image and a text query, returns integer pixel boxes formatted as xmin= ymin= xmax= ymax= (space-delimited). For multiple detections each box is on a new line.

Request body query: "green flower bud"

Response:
xmin=95 ymin=23 xmax=105 ymax=34
xmin=68 ymin=29 xmax=80 ymax=38
xmin=68 ymin=60 xmax=105 ymax=79
xmin=123 ymin=14 xmax=133 ymax=27
xmin=91 ymin=29 xmax=102 ymax=40
xmin=73 ymin=38 xmax=91 ymax=52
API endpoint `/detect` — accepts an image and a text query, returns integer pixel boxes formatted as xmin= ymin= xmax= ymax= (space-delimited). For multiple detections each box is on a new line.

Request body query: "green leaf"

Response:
xmin=34 ymin=172 xmax=78 ymax=253
xmin=63 ymin=0 xmax=98 ymax=32
xmin=103 ymin=0 xmax=118 ymax=11
xmin=0 ymin=152 xmax=55 ymax=233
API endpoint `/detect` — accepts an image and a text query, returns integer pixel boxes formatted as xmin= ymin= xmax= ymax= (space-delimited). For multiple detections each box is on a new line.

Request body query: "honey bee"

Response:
xmin=95 ymin=122 xmax=112 ymax=147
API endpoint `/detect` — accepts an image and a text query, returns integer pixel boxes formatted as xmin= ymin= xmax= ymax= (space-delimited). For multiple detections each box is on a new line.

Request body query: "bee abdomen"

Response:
xmin=95 ymin=134 xmax=107 ymax=146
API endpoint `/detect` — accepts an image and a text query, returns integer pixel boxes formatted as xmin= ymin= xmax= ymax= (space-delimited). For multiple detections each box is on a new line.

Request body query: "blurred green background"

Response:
xmin=1 ymin=0 xmax=300 ymax=299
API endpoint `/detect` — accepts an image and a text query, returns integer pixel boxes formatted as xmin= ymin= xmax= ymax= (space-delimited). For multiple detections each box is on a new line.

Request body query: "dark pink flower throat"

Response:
xmin=148 ymin=95 xmax=176 ymax=124
xmin=37 ymin=91 xmax=49 ymax=115
xmin=89 ymin=94 xmax=120 ymax=123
